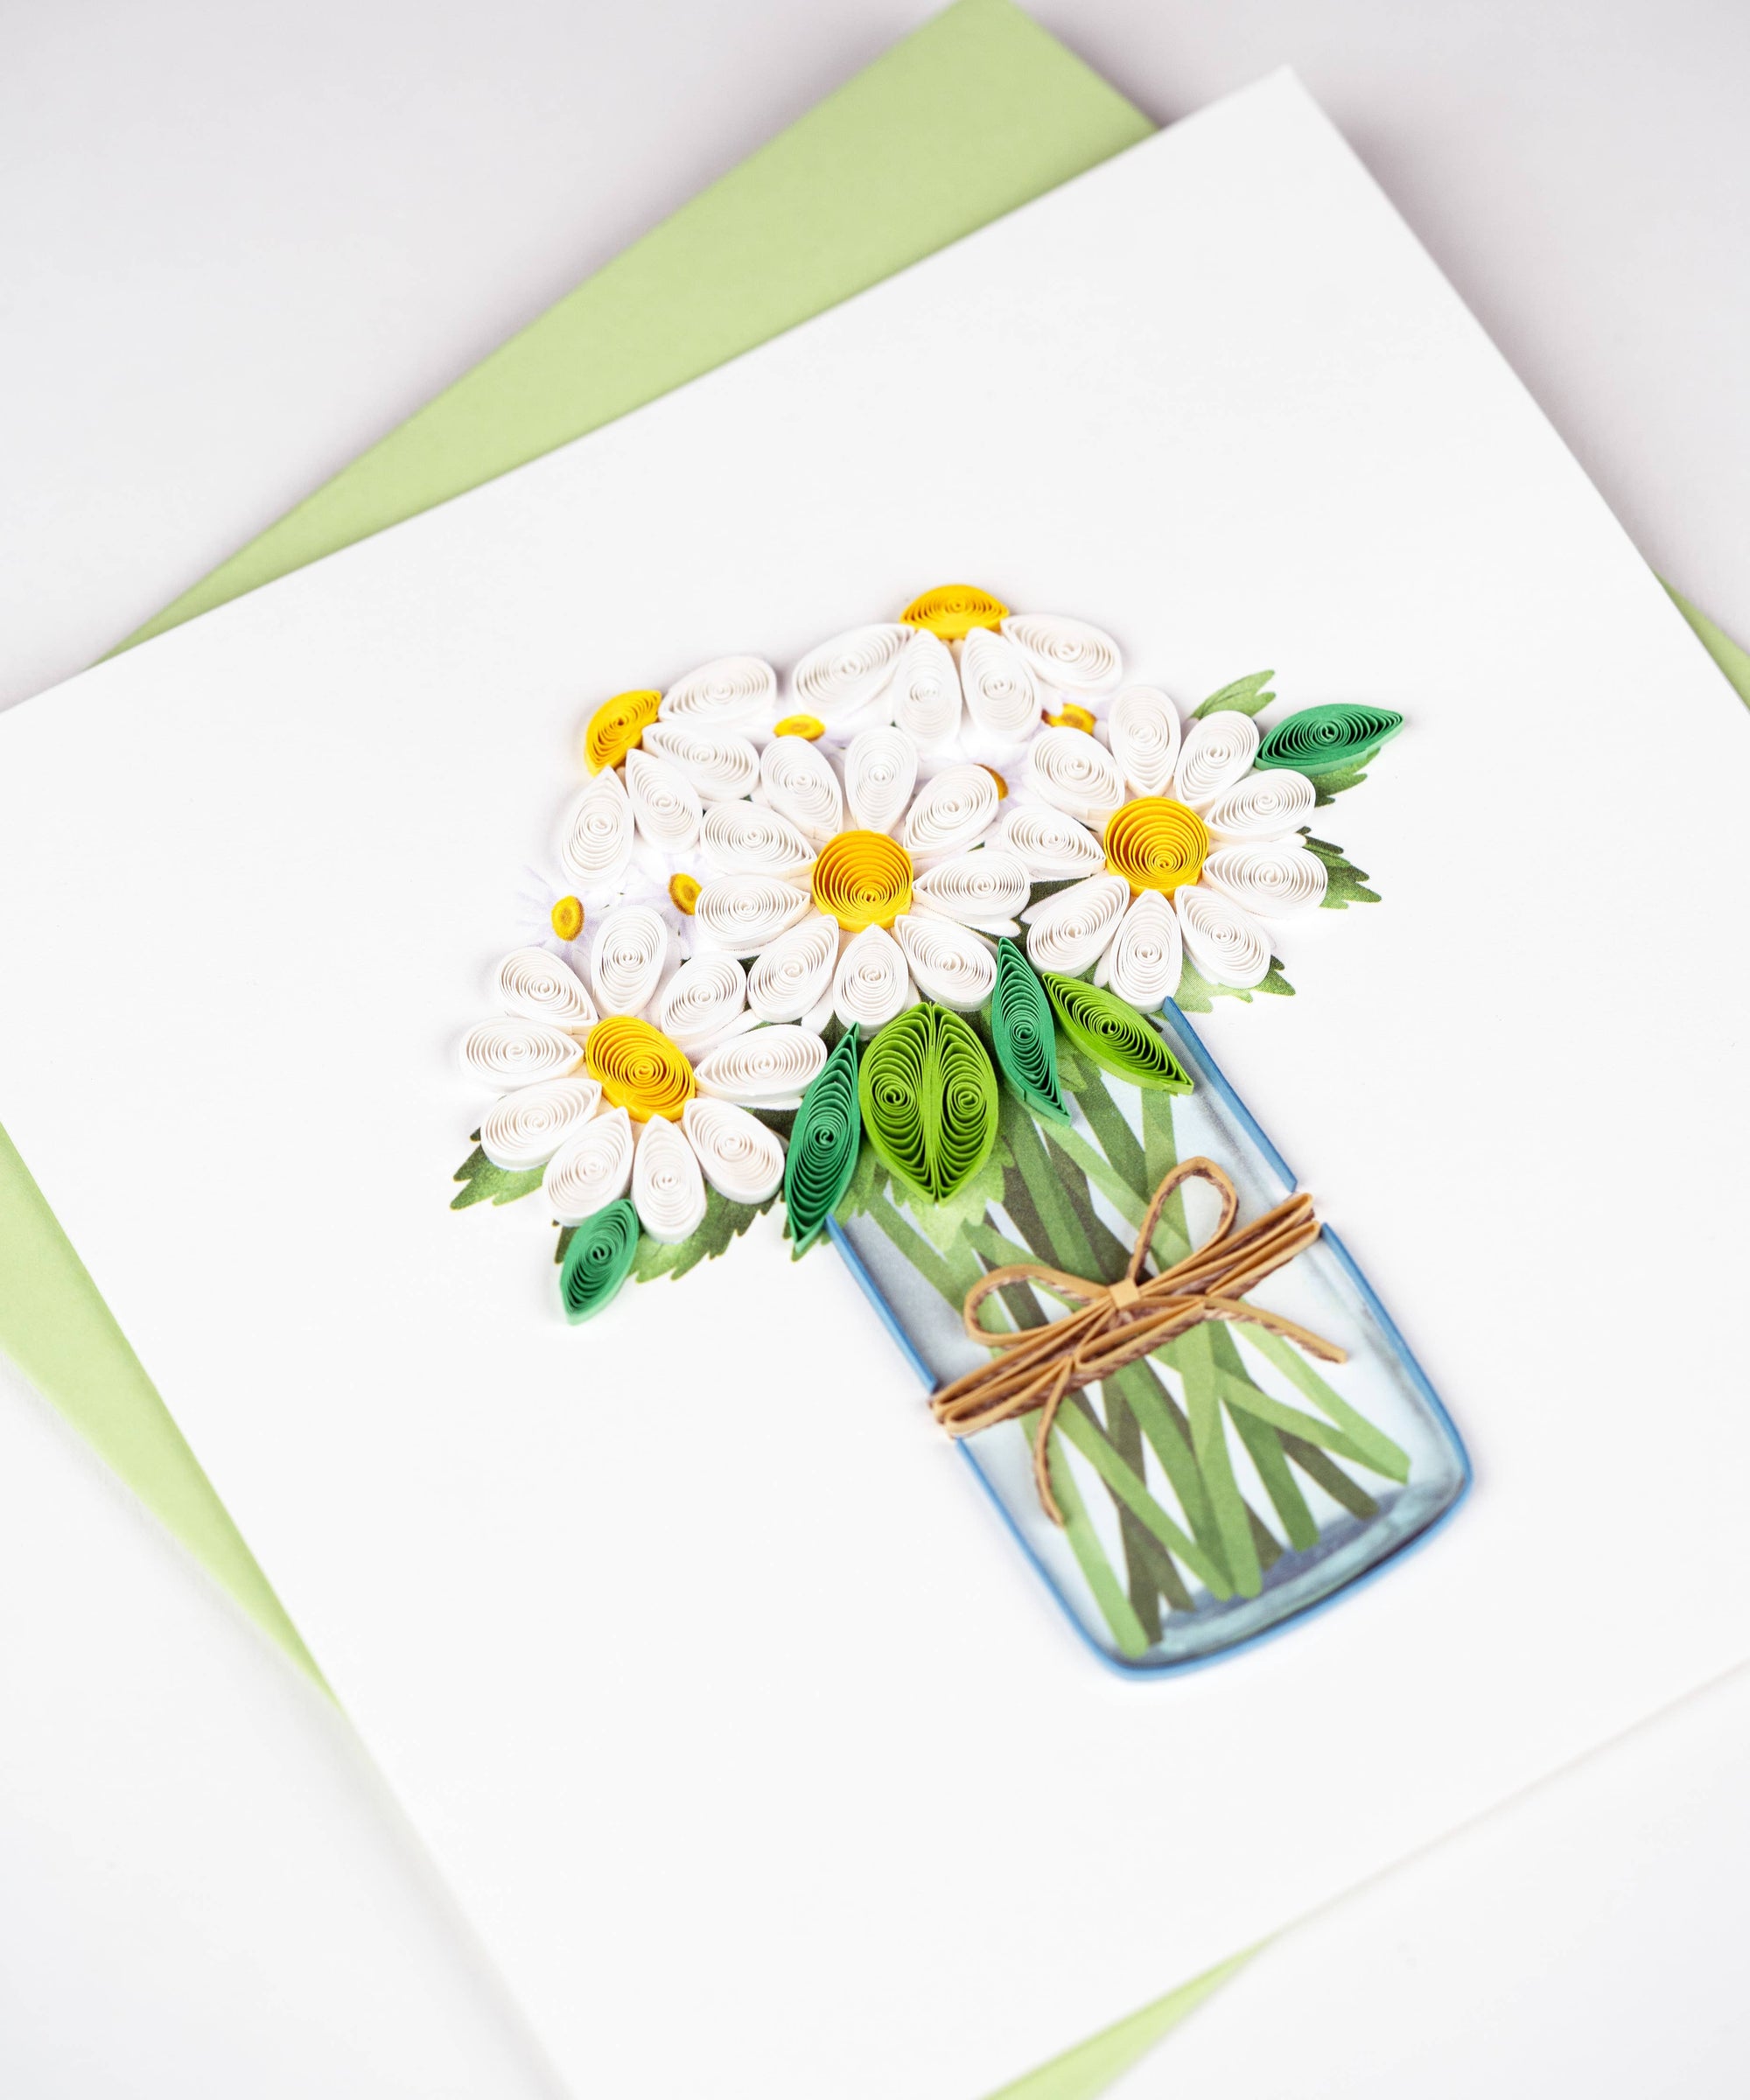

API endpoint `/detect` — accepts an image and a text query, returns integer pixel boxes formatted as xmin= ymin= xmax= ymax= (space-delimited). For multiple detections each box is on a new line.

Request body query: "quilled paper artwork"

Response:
xmin=454 ymin=589 xmax=1465 ymax=1669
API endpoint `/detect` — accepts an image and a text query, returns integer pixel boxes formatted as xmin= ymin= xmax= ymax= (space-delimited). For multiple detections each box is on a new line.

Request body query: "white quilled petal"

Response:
xmin=460 ymin=1018 xmax=584 ymax=1088
xmin=543 ymin=1106 xmax=635 ymax=1224
xmin=659 ymin=655 xmax=776 ymax=731
xmin=1021 ymin=873 xmax=1130 ymax=976
xmin=694 ymin=1026 xmax=827 ymax=1110
xmin=1203 ymin=769 xmax=1317 ymax=840
xmin=492 ymin=948 xmax=598 ymax=1026
xmin=1176 ymin=885 xmax=1273 ymax=988
xmin=640 ymin=724 xmax=761 ymax=802
xmin=890 ymin=627 xmax=962 ymax=746
xmin=623 ymin=746 xmax=703 ymax=853
xmin=959 ymin=627 xmax=1042 ymax=743
xmin=909 ymin=849 xmax=1030 ymax=934
xmin=630 ymin=1114 xmax=709 ymax=1243
xmin=692 ymin=874 xmax=813 ymax=956
xmin=760 ymin=736 xmax=844 ymax=845
xmin=790 ymin=624 xmax=909 ymax=722
xmin=699 ymin=802 xmax=816 ymax=878
xmin=746 ymin=913 xmax=840 ymax=1022
xmin=1024 ymin=727 xmax=1125 ymax=827
xmin=844 ymin=725 xmax=919 ymax=834
xmin=1094 ymin=892 xmax=1183 ymax=1010
xmin=1107 ymin=686 xmax=1183 ymax=797
xmin=681 ymin=1098 xmax=785 ymax=1205
xmin=654 ymin=952 xmax=747 ymax=1046
xmin=833 ymin=923 xmax=913 ymax=1031
xmin=1201 ymin=842 xmax=1327 ymax=915
xmin=1174 ymin=714 xmax=1261 ymax=806
xmin=999 ymin=612 xmax=1124 ymax=699
xmin=480 ymin=1076 xmax=603 ymax=1171
xmin=557 ymin=769 xmax=634 ymax=888
xmin=900 ymin=763 xmax=1000 ymax=861
xmin=993 ymin=804 xmax=1104 ymax=879
xmin=589 ymin=904 xmax=669 ymax=1016
xmin=892 ymin=914 xmax=997 ymax=1011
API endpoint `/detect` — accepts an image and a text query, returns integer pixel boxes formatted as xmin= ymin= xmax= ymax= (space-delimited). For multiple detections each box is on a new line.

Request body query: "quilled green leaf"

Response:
xmin=990 ymin=939 xmax=1070 ymax=1124
xmin=557 ymin=1198 xmax=640 ymax=1322
xmin=1039 ymin=973 xmax=1195 ymax=1094
xmin=1255 ymin=704 xmax=1403 ymax=776
xmin=858 ymin=1003 xmax=1000 ymax=1202
xmin=784 ymin=1030 xmax=862 ymax=1253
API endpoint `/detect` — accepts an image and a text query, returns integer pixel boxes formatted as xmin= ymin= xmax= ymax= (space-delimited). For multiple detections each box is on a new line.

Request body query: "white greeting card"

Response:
xmin=3 ymin=74 xmax=1747 ymax=2100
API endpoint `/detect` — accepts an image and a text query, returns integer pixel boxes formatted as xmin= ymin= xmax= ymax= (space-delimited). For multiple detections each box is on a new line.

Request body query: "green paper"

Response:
xmin=558 ymin=1200 xmax=640 ymax=1322
xmin=1190 ymin=668 xmax=1277 ymax=719
xmin=784 ymin=1031 xmax=862 ymax=1253
xmin=858 ymin=1004 xmax=1000 ymax=1203
xmin=1040 ymin=973 xmax=1195 ymax=1093
xmin=990 ymin=938 xmax=1071 ymax=1124
xmin=1255 ymin=703 xmax=1405 ymax=775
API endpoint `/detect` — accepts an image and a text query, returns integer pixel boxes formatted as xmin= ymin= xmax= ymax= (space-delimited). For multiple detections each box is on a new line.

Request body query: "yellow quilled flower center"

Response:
xmin=584 ymin=689 xmax=662 ymax=774
xmin=810 ymin=830 xmax=914 ymax=931
xmin=668 ymin=872 xmax=701 ymax=914
xmin=1103 ymin=797 xmax=1210 ymax=894
xmin=900 ymin=584 xmax=1010 ymax=641
xmin=584 ymin=1015 xmax=696 ymax=1121
xmin=771 ymin=712 xmax=826 ymax=741
xmin=550 ymin=894 xmax=584 ymax=942
xmin=1043 ymin=702 xmax=1096 ymax=733
xmin=981 ymin=764 xmax=1009 ymax=799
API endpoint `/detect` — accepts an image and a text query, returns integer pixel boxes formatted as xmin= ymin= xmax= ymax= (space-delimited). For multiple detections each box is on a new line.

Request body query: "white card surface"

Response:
xmin=3 ymin=74 xmax=1747 ymax=2098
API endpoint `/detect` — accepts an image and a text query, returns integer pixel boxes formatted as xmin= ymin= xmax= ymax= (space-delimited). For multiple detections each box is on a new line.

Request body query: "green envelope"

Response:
xmin=5 ymin=3 xmax=1745 ymax=2092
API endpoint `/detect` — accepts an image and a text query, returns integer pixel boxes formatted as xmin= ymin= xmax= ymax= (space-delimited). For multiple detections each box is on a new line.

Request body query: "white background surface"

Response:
xmin=1 ymin=4 xmax=1745 ymax=2096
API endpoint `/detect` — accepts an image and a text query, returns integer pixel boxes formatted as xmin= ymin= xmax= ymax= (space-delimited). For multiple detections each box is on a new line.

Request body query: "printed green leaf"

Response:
xmin=1191 ymin=669 xmax=1277 ymax=719
xmin=1172 ymin=958 xmax=1295 ymax=1012
xmin=1299 ymin=832 xmax=1381 ymax=908
xmin=1309 ymin=763 xmax=1371 ymax=806
xmin=557 ymin=1183 xmax=778 ymax=1284
xmin=451 ymin=1136 xmax=545 ymax=1209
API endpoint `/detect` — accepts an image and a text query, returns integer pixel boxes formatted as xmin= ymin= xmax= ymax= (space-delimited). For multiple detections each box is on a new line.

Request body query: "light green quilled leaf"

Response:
xmin=1190 ymin=668 xmax=1277 ymax=719
xmin=1299 ymin=832 xmax=1381 ymax=907
xmin=1172 ymin=958 xmax=1295 ymax=1012
xmin=450 ymin=1137 xmax=545 ymax=1209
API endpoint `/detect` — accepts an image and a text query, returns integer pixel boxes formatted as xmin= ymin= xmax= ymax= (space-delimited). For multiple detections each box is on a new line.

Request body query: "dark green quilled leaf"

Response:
xmin=989 ymin=938 xmax=1070 ymax=1124
xmin=783 ymin=1030 xmax=862 ymax=1256
xmin=1255 ymin=703 xmax=1403 ymax=777
xmin=557 ymin=1199 xmax=640 ymax=1322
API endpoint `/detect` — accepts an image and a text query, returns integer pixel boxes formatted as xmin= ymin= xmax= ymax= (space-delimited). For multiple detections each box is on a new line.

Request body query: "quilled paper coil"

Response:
xmin=681 ymin=1097 xmax=785 ymax=1205
xmin=746 ymin=912 xmax=840 ymax=1023
xmin=1102 ymin=796 xmax=1209 ymax=894
xmin=1107 ymin=685 xmax=1182 ymax=798
xmin=460 ymin=1018 xmax=584 ymax=1088
xmin=810 ymin=829 xmax=914 ymax=932
xmin=491 ymin=947 xmax=598 ymax=1027
xmin=1024 ymin=725 xmax=1126 ymax=827
xmin=659 ymin=655 xmax=777 ymax=730
xmin=543 ymin=1105 xmax=635 ymax=1224
xmin=899 ymin=764 xmax=1000 ymax=861
xmin=1020 ymin=872 xmax=1130 ymax=976
xmin=1175 ymin=885 xmax=1273 ymax=988
xmin=832 ymin=923 xmax=913 ymax=1031
xmin=557 ymin=769 xmax=634 ymax=888
xmin=693 ymin=1025 xmax=828 ymax=1109
xmin=640 ymin=724 xmax=761 ymax=802
xmin=1201 ymin=842 xmax=1327 ymax=915
xmin=1040 ymin=972 xmax=1194 ymax=1093
xmin=899 ymin=584 xmax=1008 ymax=640
xmin=760 ymin=734 xmax=844 ymax=845
xmin=584 ymin=689 xmax=661 ymax=774
xmin=994 ymin=806 xmax=1104 ymax=879
xmin=698 ymin=802 xmax=816 ymax=878
xmin=990 ymin=939 xmax=1068 ymax=1124
xmin=858 ymin=1002 xmax=999 ymax=1202
xmin=890 ymin=627 xmax=963 ymax=746
xmin=783 ymin=1030 xmax=861 ymax=1253
xmin=630 ymin=1113 xmax=709 ymax=1244
xmin=479 ymin=1075 xmax=603 ymax=1171
xmin=958 ymin=626 xmax=1041 ymax=744
xmin=892 ymin=913 xmax=997 ymax=1012
xmin=654 ymin=952 xmax=748 ymax=1047
xmin=1256 ymin=704 xmax=1404 ymax=775
xmin=1202 ymin=768 xmax=1316 ymax=838
xmin=558 ymin=1198 xmax=640 ymax=1322
xmin=843 ymin=724 xmax=918 ymax=835
xmin=623 ymin=746 xmax=704 ymax=854
xmin=1173 ymin=713 xmax=1260 ymax=806
xmin=692 ymin=874 xmax=812 ymax=956
xmin=790 ymin=624 xmax=909 ymax=721
xmin=587 ymin=904 xmax=669 ymax=1018
xmin=909 ymin=849 xmax=1030 ymax=934
xmin=999 ymin=612 xmax=1123 ymax=699
xmin=1094 ymin=891 xmax=1183 ymax=1010
xmin=584 ymin=1014 xmax=697 ymax=1121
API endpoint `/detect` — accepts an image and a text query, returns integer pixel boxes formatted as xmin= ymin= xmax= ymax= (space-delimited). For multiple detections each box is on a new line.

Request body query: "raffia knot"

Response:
xmin=930 ymin=1156 xmax=1346 ymax=1525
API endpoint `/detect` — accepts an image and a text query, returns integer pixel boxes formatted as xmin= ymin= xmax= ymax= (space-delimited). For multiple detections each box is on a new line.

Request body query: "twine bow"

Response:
xmin=931 ymin=1157 xmax=1346 ymax=1525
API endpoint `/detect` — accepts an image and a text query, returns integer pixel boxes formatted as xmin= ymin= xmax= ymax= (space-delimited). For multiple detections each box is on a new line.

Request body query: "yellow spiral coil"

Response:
xmin=584 ymin=689 xmax=662 ymax=774
xmin=584 ymin=1015 xmax=696 ymax=1121
xmin=900 ymin=584 xmax=1010 ymax=641
xmin=1103 ymin=796 xmax=1210 ymax=894
xmin=810 ymin=830 xmax=914 ymax=931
